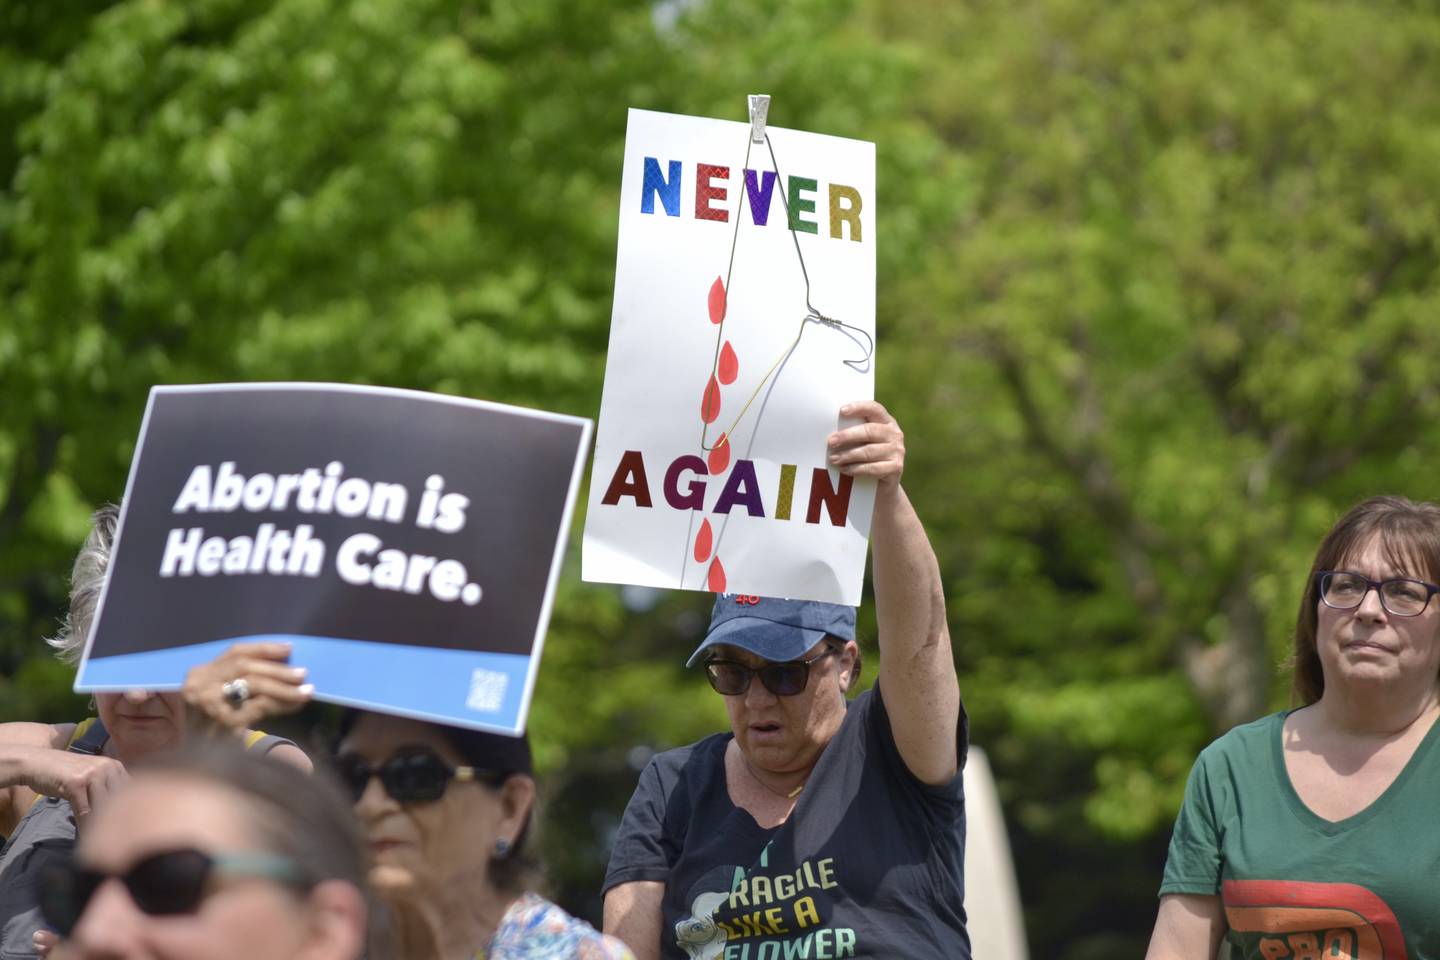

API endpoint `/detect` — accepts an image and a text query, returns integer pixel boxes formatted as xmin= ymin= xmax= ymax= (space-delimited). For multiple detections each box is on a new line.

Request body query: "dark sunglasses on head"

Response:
xmin=704 ymin=645 xmax=840 ymax=697
xmin=39 ymin=847 xmax=302 ymax=937
xmin=336 ymin=749 xmax=507 ymax=804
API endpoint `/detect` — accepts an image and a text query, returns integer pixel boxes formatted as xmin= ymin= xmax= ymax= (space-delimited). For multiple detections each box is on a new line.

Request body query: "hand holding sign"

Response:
xmin=828 ymin=401 xmax=905 ymax=487
xmin=182 ymin=642 xmax=314 ymax=733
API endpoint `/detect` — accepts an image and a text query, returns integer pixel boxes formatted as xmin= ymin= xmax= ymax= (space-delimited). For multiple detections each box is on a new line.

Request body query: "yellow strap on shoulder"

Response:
xmin=67 ymin=717 xmax=97 ymax=748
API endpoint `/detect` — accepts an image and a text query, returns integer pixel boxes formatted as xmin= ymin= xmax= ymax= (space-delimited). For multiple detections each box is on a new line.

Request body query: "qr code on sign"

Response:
xmin=466 ymin=669 xmax=508 ymax=713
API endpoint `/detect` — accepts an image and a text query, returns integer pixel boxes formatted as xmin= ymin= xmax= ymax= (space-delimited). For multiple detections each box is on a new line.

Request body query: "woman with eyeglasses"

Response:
xmin=39 ymin=744 xmax=368 ymax=960
xmin=601 ymin=401 xmax=969 ymax=960
xmin=331 ymin=710 xmax=635 ymax=960
xmin=1146 ymin=496 xmax=1440 ymax=959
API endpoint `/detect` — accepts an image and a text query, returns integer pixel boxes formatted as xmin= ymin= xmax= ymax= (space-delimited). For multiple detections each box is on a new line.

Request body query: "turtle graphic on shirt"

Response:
xmin=675 ymin=867 xmax=742 ymax=960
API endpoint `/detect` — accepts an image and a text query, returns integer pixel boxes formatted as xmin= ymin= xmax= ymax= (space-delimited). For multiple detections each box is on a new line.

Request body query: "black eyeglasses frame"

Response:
xmin=1316 ymin=570 xmax=1440 ymax=618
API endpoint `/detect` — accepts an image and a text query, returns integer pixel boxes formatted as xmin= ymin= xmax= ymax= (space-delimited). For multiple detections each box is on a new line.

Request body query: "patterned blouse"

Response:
xmin=477 ymin=892 xmax=637 ymax=960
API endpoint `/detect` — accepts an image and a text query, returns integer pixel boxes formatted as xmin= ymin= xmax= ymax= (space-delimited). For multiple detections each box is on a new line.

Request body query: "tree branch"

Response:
xmin=987 ymin=329 xmax=1165 ymax=611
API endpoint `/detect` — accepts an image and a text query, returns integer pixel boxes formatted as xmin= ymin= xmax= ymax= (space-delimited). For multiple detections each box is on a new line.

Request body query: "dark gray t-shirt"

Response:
xmin=604 ymin=684 xmax=970 ymax=960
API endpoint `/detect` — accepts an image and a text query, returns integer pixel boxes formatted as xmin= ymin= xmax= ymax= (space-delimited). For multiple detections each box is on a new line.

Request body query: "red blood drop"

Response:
xmin=718 ymin=341 xmax=739 ymax=385
xmin=708 ymin=277 xmax=726 ymax=325
xmin=694 ymin=518 xmax=713 ymax=563
xmin=707 ymin=433 xmax=730 ymax=474
xmin=700 ymin=375 xmax=721 ymax=423
xmin=708 ymin=556 xmax=727 ymax=593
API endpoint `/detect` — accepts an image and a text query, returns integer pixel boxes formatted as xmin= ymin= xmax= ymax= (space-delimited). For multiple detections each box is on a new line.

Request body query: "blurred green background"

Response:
xmin=4 ymin=0 xmax=1440 ymax=955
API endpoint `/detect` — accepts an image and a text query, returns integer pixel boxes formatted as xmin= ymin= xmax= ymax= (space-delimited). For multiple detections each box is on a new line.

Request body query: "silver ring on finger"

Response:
xmin=220 ymin=678 xmax=251 ymax=708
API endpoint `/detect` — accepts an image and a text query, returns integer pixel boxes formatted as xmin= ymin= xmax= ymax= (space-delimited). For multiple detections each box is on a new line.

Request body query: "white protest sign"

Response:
xmin=583 ymin=107 xmax=875 ymax=605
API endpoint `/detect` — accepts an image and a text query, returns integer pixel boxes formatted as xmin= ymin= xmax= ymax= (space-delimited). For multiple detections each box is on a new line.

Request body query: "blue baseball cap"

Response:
xmin=685 ymin=594 xmax=857 ymax=668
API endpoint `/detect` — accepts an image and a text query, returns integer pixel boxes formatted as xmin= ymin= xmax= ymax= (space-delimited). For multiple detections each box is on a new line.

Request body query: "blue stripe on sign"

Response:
xmin=75 ymin=636 xmax=533 ymax=735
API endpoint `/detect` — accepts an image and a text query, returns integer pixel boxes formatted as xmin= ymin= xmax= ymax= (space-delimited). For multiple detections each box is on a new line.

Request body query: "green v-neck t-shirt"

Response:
xmin=1160 ymin=709 xmax=1440 ymax=959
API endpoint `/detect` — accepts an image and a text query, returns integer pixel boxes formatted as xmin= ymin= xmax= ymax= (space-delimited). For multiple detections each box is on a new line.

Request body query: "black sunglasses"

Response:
xmin=704 ymin=645 xmax=840 ymax=697
xmin=336 ymin=749 xmax=507 ymax=804
xmin=39 ymin=847 xmax=301 ymax=936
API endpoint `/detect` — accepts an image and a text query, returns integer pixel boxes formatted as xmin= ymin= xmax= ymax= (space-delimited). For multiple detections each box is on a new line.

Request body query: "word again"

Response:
xmin=639 ymin=158 xmax=864 ymax=242
xmin=599 ymin=451 xmax=854 ymax=527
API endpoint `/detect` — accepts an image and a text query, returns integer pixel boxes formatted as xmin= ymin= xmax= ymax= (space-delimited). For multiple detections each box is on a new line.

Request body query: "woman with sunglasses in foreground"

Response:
xmin=0 ymin=505 xmax=312 ymax=959
xmin=40 ymin=744 xmax=368 ymax=960
xmin=1146 ymin=496 xmax=1440 ymax=959
xmin=602 ymin=401 xmax=969 ymax=960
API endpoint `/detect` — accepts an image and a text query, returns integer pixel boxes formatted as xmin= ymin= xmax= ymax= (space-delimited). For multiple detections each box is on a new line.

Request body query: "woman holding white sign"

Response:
xmin=601 ymin=400 xmax=970 ymax=960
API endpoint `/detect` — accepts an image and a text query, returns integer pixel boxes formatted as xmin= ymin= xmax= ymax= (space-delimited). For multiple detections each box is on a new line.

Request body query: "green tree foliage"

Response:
xmin=1 ymin=0 xmax=687 ymax=710
xmin=871 ymin=1 xmax=1440 ymax=953
xmin=0 ymin=0 xmax=928 ymax=928
xmin=4 ymin=0 xmax=1439 ymax=956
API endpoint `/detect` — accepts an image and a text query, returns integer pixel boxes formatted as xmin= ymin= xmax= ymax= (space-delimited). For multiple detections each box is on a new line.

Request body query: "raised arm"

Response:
xmin=828 ymin=400 xmax=960 ymax=785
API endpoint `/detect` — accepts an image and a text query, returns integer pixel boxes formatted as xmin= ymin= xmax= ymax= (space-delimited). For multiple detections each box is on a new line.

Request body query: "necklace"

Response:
xmin=741 ymin=752 xmax=805 ymax=800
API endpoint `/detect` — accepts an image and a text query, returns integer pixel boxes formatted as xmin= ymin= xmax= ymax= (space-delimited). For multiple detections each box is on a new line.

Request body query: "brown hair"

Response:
xmin=1291 ymin=495 xmax=1440 ymax=704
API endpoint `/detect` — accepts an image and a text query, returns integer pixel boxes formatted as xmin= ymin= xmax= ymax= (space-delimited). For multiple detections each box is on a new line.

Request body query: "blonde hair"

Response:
xmin=47 ymin=503 xmax=119 ymax=664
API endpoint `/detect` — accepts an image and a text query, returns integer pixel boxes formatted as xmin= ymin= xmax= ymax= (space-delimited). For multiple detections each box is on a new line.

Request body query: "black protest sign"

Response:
xmin=75 ymin=384 xmax=591 ymax=734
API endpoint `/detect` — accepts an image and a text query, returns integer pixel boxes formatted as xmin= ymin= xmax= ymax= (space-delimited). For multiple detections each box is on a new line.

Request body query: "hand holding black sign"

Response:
xmin=181 ymin=641 xmax=314 ymax=733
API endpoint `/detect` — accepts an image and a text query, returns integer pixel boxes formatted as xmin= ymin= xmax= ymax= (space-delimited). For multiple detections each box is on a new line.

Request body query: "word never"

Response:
xmin=640 ymin=158 xmax=864 ymax=242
